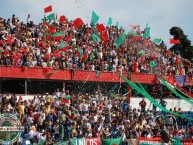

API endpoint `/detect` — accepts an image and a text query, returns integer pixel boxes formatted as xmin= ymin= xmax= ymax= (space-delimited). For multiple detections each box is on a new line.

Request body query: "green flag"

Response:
xmin=57 ymin=41 xmax=68 ymax=49
xmin=153 ymin=38 xmax=162 ymax=45
xmin=91 ymin=10 xmax=99 ymax=25
xmin=108 ymin=17 xmax=112 ymax=26
xmin=138 ymin=50 xmax=145 ymax=55
xmin=150 ymin=61 xmax=155 ymax=67
xmin=46 ymin=13 xmax=55 ymax=21
xmin=101 ymin=137 xmax=122 ymax=145
xmin=144 ymin=23 xmax=150 ymax=38
xmin=53 ymin=32 xmax=64 ymax=41
xmin=113 ymin=34 xmax=125 ymax=48
xmin=92 ymin=33 xmax=101 ymax=42
xmin=40 ymin=138 xmax=45 ymax=145
xmin=116 ymin=22 xmax=119 ymax=29
xmin=89 ymin=53 xmax=95 ymax=60
xmin=41 ymin=17 xmax=46 ymax=22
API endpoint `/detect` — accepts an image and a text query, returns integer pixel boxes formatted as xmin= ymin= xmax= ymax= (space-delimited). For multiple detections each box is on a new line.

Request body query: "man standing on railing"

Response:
xmin=160 ymin=98 xmax=167 ymax=116
xmin=139 ymin=98 xmax=146 ymax=114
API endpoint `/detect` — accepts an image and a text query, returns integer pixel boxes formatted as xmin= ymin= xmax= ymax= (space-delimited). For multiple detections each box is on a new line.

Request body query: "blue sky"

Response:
xmin=0 ymin=0 xmax=193 ymax=48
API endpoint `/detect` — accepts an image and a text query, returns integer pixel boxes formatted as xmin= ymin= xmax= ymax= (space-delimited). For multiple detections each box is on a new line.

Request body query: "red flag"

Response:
xmin=0 ymin=40 xmax=5 ymax=44
xmin=65 ymin=35 xmax=71 ymax=42
xmin=101 ymin=30 xmax=108 ymax=43
xmin=44 ymin=5 xmax=52 ymax=13
xmin=44 ymin=54 xmax=50 ymax=61
xmin=97 ymin=24 xmax=105 ymax=32
xmin=143 ymin=39 xmax=150 ymax=46
xmin=134 ymin=36 xmax=142 ymax=42
xmin=61 ymin=98 xmax=69 ymax=103
xmin=59 ymin=46 xmax=71 ymax=52
xmin=73 ymin=18 xmax=84 ymax=28
xmin=54 ymin=36 xmax=63 ymax=41
xmin=82 ymin=54 xmax=88 ymax=61
xmin=47 ymin=26 xmax=56 ymax=34
xmin=170 ymin=38 xmax=180 ymax=44
xmin=6 ymin=35 xmax=14 ymax=44
xmin=60 ymin=15 xmax=66 ymax=23
xmin=176 ymin=55 xmax=180 ymax=66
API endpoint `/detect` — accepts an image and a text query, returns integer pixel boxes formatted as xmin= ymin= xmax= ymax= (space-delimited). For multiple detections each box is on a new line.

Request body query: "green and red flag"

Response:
xmin=76 ymin=47 xmax=83 ymax=58
xmin=57 ymin=41 xmax=68 ymax=49
xmin=62 ymin=95 xmax=71 ymax=103
xmin=53 ymin=32 xmax=63 ymax=41
xmin=82 ymin=54 xmax=89 ymax=61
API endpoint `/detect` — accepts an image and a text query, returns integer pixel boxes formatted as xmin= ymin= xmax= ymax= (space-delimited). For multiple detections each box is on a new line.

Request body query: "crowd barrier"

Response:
xmin=1 ymin=66 xmax=193 ymax=86
xmin=23 ymin=137 xmax=193 ymax=145
xmin=138 ymin=137 xmax=162 ymax=145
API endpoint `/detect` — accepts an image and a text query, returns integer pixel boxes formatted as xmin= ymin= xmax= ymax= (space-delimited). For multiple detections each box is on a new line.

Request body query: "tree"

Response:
xmin=169 ymin=26 xmax=193 ymax=62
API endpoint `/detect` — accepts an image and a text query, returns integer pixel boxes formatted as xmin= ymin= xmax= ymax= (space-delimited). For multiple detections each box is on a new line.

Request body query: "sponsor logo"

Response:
xmin=0 ymin=113 xmax=24 ymax=144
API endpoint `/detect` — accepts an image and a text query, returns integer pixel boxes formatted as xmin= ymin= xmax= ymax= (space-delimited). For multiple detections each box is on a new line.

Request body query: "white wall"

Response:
xmin=130 ymin=97 xmax=193 ymax=112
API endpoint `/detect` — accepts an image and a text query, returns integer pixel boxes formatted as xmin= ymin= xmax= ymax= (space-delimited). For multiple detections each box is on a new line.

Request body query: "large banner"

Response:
xmin=101 ymin=137 xmax=122 ymax=145
xmin=70 ymin=138 xmax=86 ymax=145
xmin=86 ymin=137 xmax=100 ymax=145
xmin=69 ymin=137 xmax=101 ymax=145
xmin=138 ymin=137 xmax=162 ymax=145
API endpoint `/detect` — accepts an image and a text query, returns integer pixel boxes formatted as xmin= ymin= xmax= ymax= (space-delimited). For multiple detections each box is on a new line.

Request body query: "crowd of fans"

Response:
xmin=0 ymin=89 xmax=193 ymax=145
xmin=1 ymin=14 xmax=193 ymax=145
xmin=0 ymin=14 xmax=193 ymax=76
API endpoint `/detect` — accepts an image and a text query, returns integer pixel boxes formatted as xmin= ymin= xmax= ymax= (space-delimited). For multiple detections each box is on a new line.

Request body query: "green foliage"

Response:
xmin=169 ymin=26 xmax=193 ymax=62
